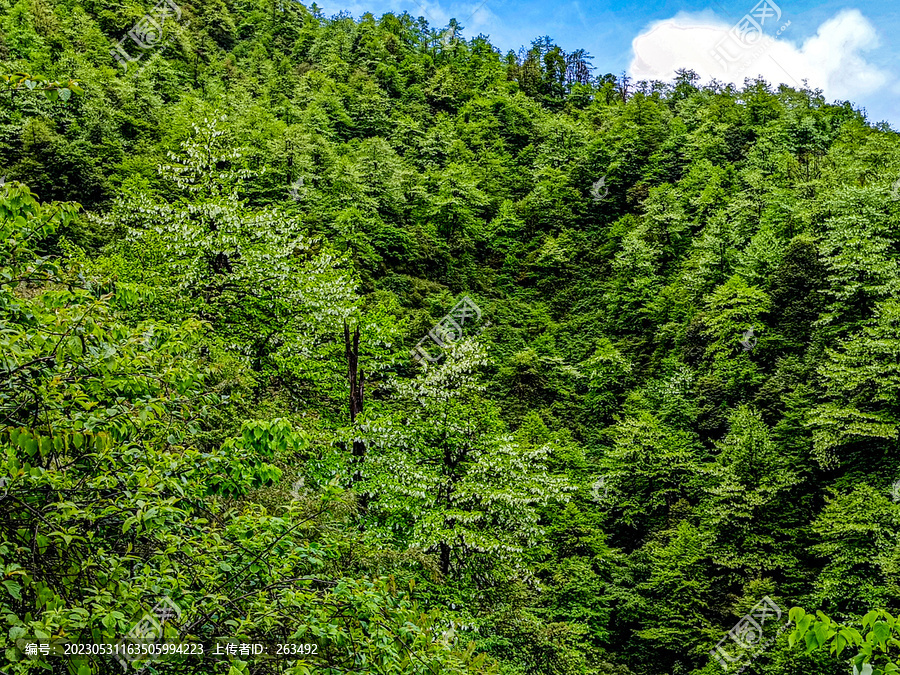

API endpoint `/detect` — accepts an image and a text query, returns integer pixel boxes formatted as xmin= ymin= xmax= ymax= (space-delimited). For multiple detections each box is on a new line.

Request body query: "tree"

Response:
xmin=94 ymin=115 xmax=358 ymax=384
xmin=768 ymin=236 xmax=826 ymax=348
xmin=808 ymin=299 xmax=900 ymax=465
xmin=0 ymin=180 xmax=497 ymax=674
xmin=356 ymin=339 xmax=570 ymax=579
xmin=600 ymin=411 xmax=702 ymax=533
xmin=817 ymin=187 xmax=900 ymax=334
xmin=701 ymin=405 xmax=799 ymax=573
xmin=806 ymin=485 xmax=900 ymax=611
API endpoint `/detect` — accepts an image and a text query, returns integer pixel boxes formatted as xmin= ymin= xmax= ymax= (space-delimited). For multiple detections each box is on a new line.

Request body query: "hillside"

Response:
xmin=3 ymin=1 xmax=900 ymax=673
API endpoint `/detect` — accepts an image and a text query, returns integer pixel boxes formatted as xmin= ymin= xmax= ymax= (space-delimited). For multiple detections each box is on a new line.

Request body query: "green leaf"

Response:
xmin=805 ymin=629 xmax=820 ymax=652
xmin=2 ymin=580 xmax=21 ymax=600
xmin=834 ymin=633 xmax=847 ymax=657
xmin=874 ymin=622 xmax=891 ymax=645
xmin=813 ymin=622 xmax=831 ymax=647
xmin=840 ymin=628 xmax=862 ymax=650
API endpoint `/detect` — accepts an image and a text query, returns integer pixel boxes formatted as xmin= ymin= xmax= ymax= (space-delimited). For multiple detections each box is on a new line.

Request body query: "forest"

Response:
xmin=3 ymin=0 xmax=900 ymax=673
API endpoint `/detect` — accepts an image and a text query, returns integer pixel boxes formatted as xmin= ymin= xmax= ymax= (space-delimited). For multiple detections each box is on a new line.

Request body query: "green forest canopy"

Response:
xmin=3 ymin=0 xmax=900 ymax=673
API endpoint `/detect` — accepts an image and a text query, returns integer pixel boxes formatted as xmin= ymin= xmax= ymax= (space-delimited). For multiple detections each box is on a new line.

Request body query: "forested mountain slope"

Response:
xmin=3 ymin=0 xmax=900 ymax=673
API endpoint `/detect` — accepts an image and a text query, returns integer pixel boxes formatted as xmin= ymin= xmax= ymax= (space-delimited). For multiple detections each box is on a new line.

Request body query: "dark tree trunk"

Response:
xmin=344 ymin=321 xmax=367 ymax=508
xmin=344 ymin=321 xmax=364 ymax=431
xmin=440 ymin=541 xmax=450 ymax=576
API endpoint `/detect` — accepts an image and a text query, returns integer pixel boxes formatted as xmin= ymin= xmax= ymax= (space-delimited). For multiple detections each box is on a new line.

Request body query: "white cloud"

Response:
xmin=629 ymin=8 xmax=891 ymax=101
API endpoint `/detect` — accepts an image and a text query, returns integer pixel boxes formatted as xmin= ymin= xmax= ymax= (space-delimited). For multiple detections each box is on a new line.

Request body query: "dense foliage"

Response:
xmin=2 ymin=0 xmax=900 ymax=673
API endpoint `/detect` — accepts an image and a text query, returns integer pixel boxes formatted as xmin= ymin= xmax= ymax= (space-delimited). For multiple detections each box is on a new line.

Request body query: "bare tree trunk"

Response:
xmin=344 ymin=321 xmax=367 ymax=509
xmin=440 ymin=541 xmax=451 ymax=576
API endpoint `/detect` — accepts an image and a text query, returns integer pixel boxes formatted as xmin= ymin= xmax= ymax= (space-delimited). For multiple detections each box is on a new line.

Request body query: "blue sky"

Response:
xmin=318 ymin=0 xmax=900 ymax=127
